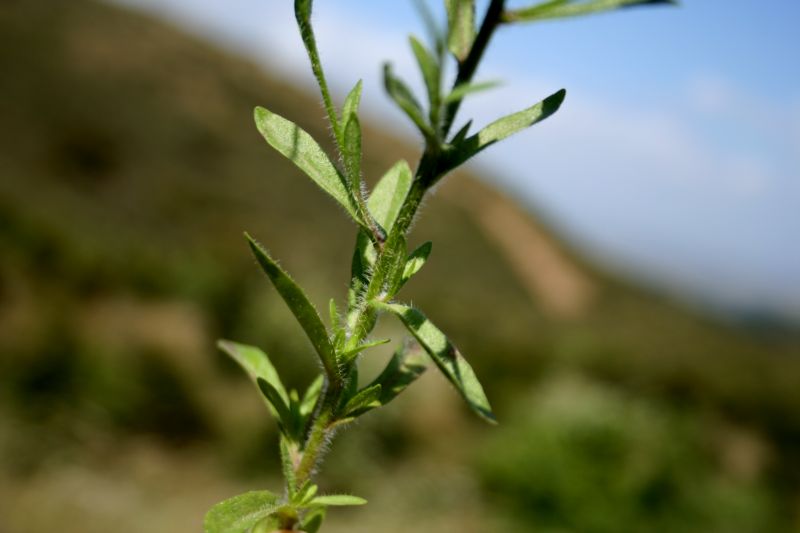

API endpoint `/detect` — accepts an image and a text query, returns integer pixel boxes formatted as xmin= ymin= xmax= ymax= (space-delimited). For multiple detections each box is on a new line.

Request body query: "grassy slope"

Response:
xmin=1 ymin=0 xmax=799 ymax=529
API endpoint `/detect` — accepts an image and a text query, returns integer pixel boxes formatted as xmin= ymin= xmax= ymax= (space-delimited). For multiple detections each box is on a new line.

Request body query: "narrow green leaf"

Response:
xmin=257 ymin=378 xmax=293 ymax=434
xmin=340 ymin=337 xmax=391 ymax=364
xmin=443 ymin=88 xmax=566 ymax=173
xmin=450 ymin=119 xmax=473 ymax=145
xmin=446 ymin=0 xmax=476 ymax=61
xmin=409 ymin=35 xmax=441 ymax=126
xmin=294 ymin=0 xmax=313 ymax=25
xmin=329 ymin=298 xmax=341 ymax=333
xmin=340 ymin=383 xmax=383 ymax=418
xmin=368 ymin=160 xmax=413 ymax=234
xmin=366 ymin=340 xmax=428 ymax=406
xmin=253 ymin=106 xmax=361 ymax=224
xmin=204 ymin=490 xmax=281 ymax=533
xmin=342 ymin=113 xmax=362 ymax=186
xmin=310 ymin=495 xmax=368 ymax=507
xmin=401 ymin=241 xmax=432 ymax=287
xmin=288 ymin=389 xmax=304 ymax=439
xmin=300 ymin=507 xmax=326 ymax=533
xmin=246 ymin=234 xmax=340 ymax=385
xmin=279 ymin=436 xmax=298 ymax=497
xmin=300 ymin=374 xmax=325 ymax=418
xmin=217 ymin=340 xmax=289 ymax=414
xmin=341 ymin=80 xmax=363 ymax=128
xmin=444 ymin=80 xmax=502 ymax=104
xmin=383 ymin=63 xmax=436 ymax=142
xmin=294 ymin=482 xmax=319 ymax=506
xmin=503 ymin=0 xmax=677 ymax=22
xmin=377 ymin=302 xmax=496 ymax=423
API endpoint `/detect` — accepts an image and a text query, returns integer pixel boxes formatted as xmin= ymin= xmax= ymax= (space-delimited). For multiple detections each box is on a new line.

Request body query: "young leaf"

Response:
xmin=293 ymin=481 xmax=319 ymax=506
xmin=444 ymin=80 xmax=501 ymax=104
xmin=279 ymin=436 xmax=299 ymax=497
xmin=341 ymin=80 xmax=363 ymax=130
xmin=365 ymin=340 xmax=428 ymax=406
xmin=503 ymin=0 xmax=677 ymax=22
xmin=300 ymin=374 xmax=325 ymax=418
xmin=257 ymin=377 xmax=294 ymax=436
xmin=204 ymin=490 xmax=281 ymax=533
xmin=246 ymin=234 xmax=340 ymax=386
xmin=339 ymin=383 xmax=383 ymax=419
xmin=309 ymin=495 xmax=368 ymax=507
xmin=342 ymin=113 xmax=362 ymax=188
xmin=376 ymin=302 xmax=496 ymax=424
xmin=401 ymin=241 xmax=432 ymax=287
xmin=409 ymin=35 xmax=441 ymax=125
xmin=450 ymin=119 xmax=473 ymax=145
xmin=329 ymin=298 xmax=341 ymax=333
xmin=217 ymin=340 xmax=289 ymax=413
xmin=383 ymin=63 xmax=436 ymax=142
xmin=340 ymin=337 xmax=391 ymax=364
xmin=442 ymin=88 xmax=566 ymax=173
xmin=446 ymin=0 xmax=476 ymax=62
xmin=300 ymin=507 xmax=326 ymax=533
xmin=368 ymin=160 xmax=413 ymax=234
xmin=253 ymin=106 xmax=361 ymax=225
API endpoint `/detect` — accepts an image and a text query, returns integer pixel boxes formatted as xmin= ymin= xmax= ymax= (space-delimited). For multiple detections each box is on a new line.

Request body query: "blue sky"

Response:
xmin=114 ymin=0 xmax=800 ymax=320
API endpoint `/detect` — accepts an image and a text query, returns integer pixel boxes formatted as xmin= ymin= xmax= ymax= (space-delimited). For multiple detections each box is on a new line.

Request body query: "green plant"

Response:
xmin=204 ymin=1 xmax=675 ymax=531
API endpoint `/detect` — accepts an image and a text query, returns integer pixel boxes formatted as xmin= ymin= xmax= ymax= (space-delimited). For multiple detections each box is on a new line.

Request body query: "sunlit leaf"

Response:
xmin=293 ymin=482 xmax=319 ymax=506
xmin=377 ymin=303 xmax=495 ymax=423
xmin=368 ymin=160 xmax=413 ymax=233
xmin=341 ymin=80 xmax=363 ymax=127
xmin=204 ymin=490 xmax=281 ymax=533
xmin=254 ymin=106 xmax=361 ymax=224
xmin=310 ymin=494 xmax=368 ymax=507
xmin=246 ymin=234 xmax=339 ymax=384
xmin=217 ymin=340 xmax=288 ymax=417
xmin=442 ymin=88 xmax=565 ymax=173
xmin=503 ymin=0 xmax=677 ymax=23
xmin=446 ymin=0 xmax=476 ymax=61
xmin=342 ymin=114 xmax=362 ymax=185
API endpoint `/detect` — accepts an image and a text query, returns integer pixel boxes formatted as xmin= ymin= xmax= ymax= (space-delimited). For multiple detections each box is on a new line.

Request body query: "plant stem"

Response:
xmin=289 ymin=0 xmax=509 ymax=491
xmin=295 ymin=398 xmax=335 ymax=486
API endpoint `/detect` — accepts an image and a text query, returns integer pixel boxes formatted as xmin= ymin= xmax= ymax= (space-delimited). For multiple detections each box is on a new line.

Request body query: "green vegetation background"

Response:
xmin=1 ymin=2 xmax=799 ymax=531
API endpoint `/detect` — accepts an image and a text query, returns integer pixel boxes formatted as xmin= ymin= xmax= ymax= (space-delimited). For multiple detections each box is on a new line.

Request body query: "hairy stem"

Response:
xmin=295 ymin=397 xmax=335 ymax=486
xmin=290 ymin=0 xmax=508 ymax=493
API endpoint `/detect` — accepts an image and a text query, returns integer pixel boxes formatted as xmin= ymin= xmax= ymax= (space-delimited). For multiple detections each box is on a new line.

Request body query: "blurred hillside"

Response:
xmin=1 ymin=1 xmax=799 ymax=532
